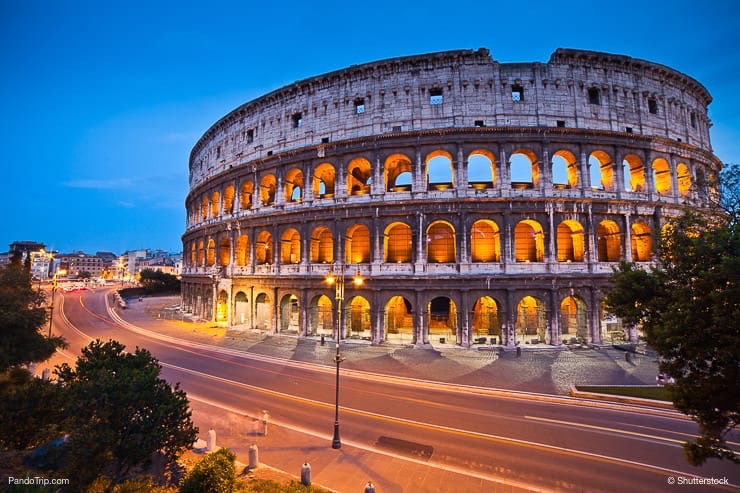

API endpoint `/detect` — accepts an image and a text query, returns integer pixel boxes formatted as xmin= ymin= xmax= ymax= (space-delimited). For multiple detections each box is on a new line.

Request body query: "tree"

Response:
xmin=0 ymin=262 xmax=66 ymax=372
xmin=605 ymin=205 xmax=739 ymax=466
xmin=56 ymin=339 xmax=198 ymax=489
xmin=138 ymin=269 xmax=181 ymax=294
xmin=179 ymin=448 xmax=236 ymax=493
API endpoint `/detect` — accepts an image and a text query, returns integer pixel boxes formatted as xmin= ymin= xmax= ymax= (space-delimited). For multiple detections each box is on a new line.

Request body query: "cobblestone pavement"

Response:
xmin=131 ymin=295 xmax=660 ymax=396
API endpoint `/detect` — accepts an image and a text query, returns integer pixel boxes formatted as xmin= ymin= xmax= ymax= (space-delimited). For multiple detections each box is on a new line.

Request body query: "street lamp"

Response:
xmin=324 ymin=263 xmax=364 ymax=449
xmin=48 ymin=268 xmax=67 ymax=337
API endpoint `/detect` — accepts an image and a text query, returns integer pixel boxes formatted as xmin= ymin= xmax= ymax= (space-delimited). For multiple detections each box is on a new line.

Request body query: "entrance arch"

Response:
xmin=279 ymin=294 xmax=300 ymax=334
xmin=472 ymin=296 xmax=502 ymax=343
xmin=255 ymin=292 xmax=273 ymax=331
xmin=428 ymin=297 xmax=457 ymax=344
xmin=516 ymin=295 xmax=546 ymax=343
xmin=216 ymin=290 xmax=228 ymax=323
xmin=309 ymin=294 xmax=333 ymax=337
xmin=347 ymin=296 xmax=371 ymax=341
xmin=234 ymin=291 xmax=248 ymax=325
xmin=385 ymin=296 xmax=414 ymax=344
xmin=560 ymin=296 xmax=588 ymax=343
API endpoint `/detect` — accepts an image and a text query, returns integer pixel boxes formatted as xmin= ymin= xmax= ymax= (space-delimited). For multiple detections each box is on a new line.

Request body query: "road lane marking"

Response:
xmin=524 ymin=415 xmax=686 ymax=446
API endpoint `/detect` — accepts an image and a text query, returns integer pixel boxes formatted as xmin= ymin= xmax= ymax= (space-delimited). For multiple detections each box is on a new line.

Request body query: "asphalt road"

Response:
xmin=41 ymin=288 xmax=740 ymax=493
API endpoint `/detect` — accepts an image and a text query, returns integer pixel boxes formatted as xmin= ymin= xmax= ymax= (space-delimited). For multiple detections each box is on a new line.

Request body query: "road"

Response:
xmin=42 ymin=287 xmax=740 ymax=492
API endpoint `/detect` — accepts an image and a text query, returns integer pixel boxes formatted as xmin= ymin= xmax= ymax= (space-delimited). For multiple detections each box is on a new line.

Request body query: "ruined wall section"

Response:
xmin=188 ymin=48 xmax=713 ymax=189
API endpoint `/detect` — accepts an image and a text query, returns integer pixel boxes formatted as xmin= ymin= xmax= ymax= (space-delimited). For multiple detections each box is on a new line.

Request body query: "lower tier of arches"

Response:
xmin=180 ymin=275 xmax=639 ymax=347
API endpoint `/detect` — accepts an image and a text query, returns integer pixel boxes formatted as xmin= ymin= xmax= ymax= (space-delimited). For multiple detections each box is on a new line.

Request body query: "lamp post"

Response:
xmin=324 ymin=263 xmax=363 ymax=449
xmin=48 ymin=268 xmax=66 ymax=337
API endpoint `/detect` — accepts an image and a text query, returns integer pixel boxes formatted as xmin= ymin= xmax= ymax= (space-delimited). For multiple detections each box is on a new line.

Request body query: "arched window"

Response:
xmin=653 ymin=158 xmax=672 ymax=194
xmin=284 ymin=168 xmax=303 ymax=202
xmin=280 ymin=228 xmax=301 ymax=264
xmin=590 ymin=151 xmax=614 ymax=190
xmin=240 ymin=180 xmax=254 ymax=210
xmin=255 ymin=231 xmax=273 ymax=265
xmin=623 ymin=155 xmax=645 ymax=192
xmin=201 ymin=194 xmax=209 ymax=220
xmin=206 ymin=238 xmax=216 ymax=266
xmin=314 ymin=163 xmax=336 ymax=198
xmin=596 ymin=220 xmax=621 ymax=262
xmin=552 ymin=150 xmax=578 ymax=189
xmin=218 ymin=236 xmax=230 ymax=266
xmin=631 ymin=222 xmax=652 ymax=261
xmin=260 ymin=175 xmax=276 ymax=206
xmin=556 ymin=220 xmax=585 ymax=262
xmin=385 ymin=153 xmax=413 ymax=192
xmin=210 ymin=191 xmax=220 ymax=218
xmin=425 ymin=151 xmax=454 ymax=191
xmin=676 ymin=163 xmax=691 ymax=196
xmin=510 ymin=149 xmax=540 ymax=189
xmin=190 ymin=243 xmax=196 ymax=266
xmin=514 ymin=220 xmax=545 ymax=262
xmin=223 ymin=185 xmax=235 ymax=214
xmin=197 ymin=240 xmax=204 ymax=265
xmin=470 ymin=220 xmax=500 ymax=262
xmin=345 ymin=224 xmax=371 ymax=263
xmin=384 ymin=223 xmax=412 ymax=263
xmin=426 ymin=221 xmax=456 ymax=263
xmin=235 ymin=234 xmax=249 ymax=266
xmin=347 ymin=158 xmax=372 ymax=196
xmin=467 ymin=150 xmax=496 ymax=189
xmin=310 ymin=226 xmax=334 ymax=263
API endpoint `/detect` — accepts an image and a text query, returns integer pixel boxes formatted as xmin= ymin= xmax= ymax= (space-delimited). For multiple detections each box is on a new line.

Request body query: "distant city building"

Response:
xmin=59 ymin=251 xmax=104 ymax=278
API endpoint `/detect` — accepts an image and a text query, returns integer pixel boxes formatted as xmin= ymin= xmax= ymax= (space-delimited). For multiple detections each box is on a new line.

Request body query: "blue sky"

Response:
xmin=1 ymin=0 xmax=739 ymax=255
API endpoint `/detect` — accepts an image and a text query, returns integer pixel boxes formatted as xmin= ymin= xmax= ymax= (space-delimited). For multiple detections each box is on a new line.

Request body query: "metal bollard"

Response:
xmin=248 ymin=444 xmax=259 ymax=469
xmin=300 ymin=462 xmax=311 ymax=486
xmin=364 ymin=481 xmax=376 ymax=493
xmin=41 ymin=368 xmax=50 ymax=381
xmin=206 ymin=428 xmax=217 ymax=452
xmin=516 ymin=346 xmax=522 ymax=357
xmin=262 ymin=410 xmax=270 ymax=436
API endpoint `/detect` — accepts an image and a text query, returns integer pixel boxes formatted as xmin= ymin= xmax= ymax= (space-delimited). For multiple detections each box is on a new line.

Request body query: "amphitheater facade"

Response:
xmin=181 ymin=48 xmax=721 ymax=348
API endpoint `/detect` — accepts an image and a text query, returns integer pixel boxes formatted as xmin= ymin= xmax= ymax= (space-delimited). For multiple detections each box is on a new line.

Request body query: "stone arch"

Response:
xmin=428 ymin=296 xmax=457 ymax=344
xmin=200 ymin=194 xmax=209 ymax=221
xmin=310 ymin=226 xmax=334 ymax=263
xmin=426 ymin=220 xmax=456 ymax=263
xmin=552 ymin=149 xmax=578 ymax=189
xmin=223 ymin=184 xmax=235 ymax=214
xmin=197 ymin=240 xmax=204 ymax=266
xmin=280 ymin=228 xmax=301 ymax=264
xmin=255 ymin=292 xmax=273 ymax=331
xmin=631 ymin=221 xmax=652 ymax=261
xmin=255 ymin=231 xmax=273 ymax=265
xmin=260 ymin=174 xmax=277 ymax=206
xmin=216 ymin=290 xmax=229 ymax=323
xmin=589 ymin=150 xmax=614 ymax=190
xmin=210 ymin=191 xmax=220 ymax=218
xmin=510 ymin=148 xmax=540 ymax=188
xmin=514 ymin=220 xmax=545 ymax=262
xmin=467 ymin=149 xmax=496 ymax=189
xmin=596 ymin=220 xmax=621 ymax=262
xmin=234 ymin=291 xmax=248 ymax=325
xmin=556 ymin=220 xmax=585 ymax=262
xmin=347 ymin=157 xmax=372 ymax=196
xmin=279 ymin=293 xmax=300 ymax=334
xmin=384 ymin=222 xmax=412 ymax=263
xmin=284 ymin=168 xmax=304 ymax=202
xmin=425 ymin=150 xmax=454 ymax=190
xmin=189 ymin=242 xmax=197 ymax=266
xmin=470 ymin=219 xmax=501 ymax=262
xmin=314 ymin=162 xmax=336 ymax=198
xmin=385 ymin=153 xmax=413 ymax=192
xmin=472 ymin=296 xmax=502 ymax=341
xmin=235 ymin=234 xmax=249 ymax=266
xmin=347 ymin=295 xmax=371 ymax=340
xmin=652 ymin=157 xmax=672 ymax=194
xmin=345 ymin=223 xmax=370 ymax=264
xmin=309 ymin=294 xmax=333 ymax=336
xmin=623 ymin=154 xmax=645 ymax=192
xmin=240 ymin=180 xmax=254 ymax=210
xmin=206 ymin=238 xmax=216 ymax=266
xmin=218 ymin=236 xmax=230 ymax=266
xmin=385 ymin=295 xmax=414 ymax=344
xmin=560 ymin=295 xmax=588 ymax=343
xmin=676 ymin=162 xmax=691 ymax=196
xmin=516 ymin=295 xmax=546 ymax=343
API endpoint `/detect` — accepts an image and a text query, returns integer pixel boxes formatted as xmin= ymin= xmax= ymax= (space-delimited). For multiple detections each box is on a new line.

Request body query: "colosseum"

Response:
xmin=181 ymin=48 xmax=721 ymax=349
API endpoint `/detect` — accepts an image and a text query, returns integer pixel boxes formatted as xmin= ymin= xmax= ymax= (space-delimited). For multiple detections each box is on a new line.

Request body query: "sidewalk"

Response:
xmin=118 ymin=295 xmax=662 ymax=492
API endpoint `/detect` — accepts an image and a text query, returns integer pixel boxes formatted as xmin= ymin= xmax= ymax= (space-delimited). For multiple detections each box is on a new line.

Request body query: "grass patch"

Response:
xmin=575 ymin=385 xmax=671 ymax=401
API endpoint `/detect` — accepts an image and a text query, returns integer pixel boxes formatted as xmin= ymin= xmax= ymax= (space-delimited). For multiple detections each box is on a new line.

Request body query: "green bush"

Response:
xmin=179 ymin=448 xmax=236 ymax=493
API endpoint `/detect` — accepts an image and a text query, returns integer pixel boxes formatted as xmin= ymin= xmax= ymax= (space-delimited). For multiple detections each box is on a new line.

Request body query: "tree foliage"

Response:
xmin=138 ymin=269 xmax=180 ymax=294
xmin=0 ymin=261 xmax=66 ymax=372
xmin=55 ymin=339 xmax=198 ymax=489
xmin=179 ymin=447 xmax=236 ymax=493
xmin=605 ymin=202 xmax=739 ymax=465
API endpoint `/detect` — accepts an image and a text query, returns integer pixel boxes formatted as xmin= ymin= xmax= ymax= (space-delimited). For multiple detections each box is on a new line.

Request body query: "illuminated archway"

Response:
xmin=589 ymin=150 xmax=614 ymax=190
xmin=556 ymin=220 xmax=585 ymax=262
xmin=235 ymin=234 xmax=249 ymax=266
xmin=255 ymin=292 xmax=272 ymax=331
xmin=345 ymin=224 xmax=370 ymax=263
xmin=347 ymin=296 xmax=371 ymax=340
xmin=280 ymin=228 xmax=301 ymax=264
xmin=653 ymin=158 xmax=672 ymax=194
xmin=560 ymin=296 xmax=587 ymax=343
xmin=510 ymin=149 xmax=539 ymax=188
xmin=385 ymin=296 xmax=413 ymax=343
xmin=677 ymin=163 xmax=691 ymax=196
xmin=234 ymin=291 xmax=248 ymax=325
xmin=385 ymin=153 xmax=413 ymax=192
xmin=552 ymin=150 xmax=578 ymax=189
xmin=470 ymin=220 xmax=501 ymax=262
xmin=279 ymin=294 xmax=300 ymax=334
xmin=596 ymin=220 xmax=621 ymax=262
xmin=623 ymin=155 xmax=645 ymax=192
xmin=309 ymin=294 xmax=334 ymax=336
xmin=255 ymin=231 xmax=273 ymax=265
xmin=284 ymin=168 xmax=303 ymax=202
xmin=516 ymin=295 xmax=546 ymax=343
xmin=472 ymin=296 xmax=501 ymax=341
xmin=310 ymin=226 xmax=334 ymax=263
xmin=426 ymin=150 xmax=454 ymax=190
xmin=240 ymin=180 xmax=254 ymax=210
xmin=514 ymin=220 xmax=545 ymax=262
xmin=426 ymin=221 xmax=456 ymax=263
xmin=216 ymin=290 xmax=228 ymax=322
xmin=347 ymin=157 xmax=371 ymax=196
xmin=631 ymin=221 xmax=652 ymax=261
xmin=218 ymin=236 xmax=230 ymax=266
xmin=223 ymin=185 xmax=235 ymax=214
xmin=206 ymin=238 xmax=216 ymax=266
xmin=384 ymin=222 xmax=412 ymax=263
xmin=467 ymin=150 xmax=496 ymax=189
xmin=210 ymin=191 xmax=220 ymax=218
xmin=259 ymin=174 xmax=276 ymax=206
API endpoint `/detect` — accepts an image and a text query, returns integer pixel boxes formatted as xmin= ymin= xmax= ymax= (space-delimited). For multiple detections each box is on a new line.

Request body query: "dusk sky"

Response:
xmin=2 ymin=0 xmax=739 ymax=255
